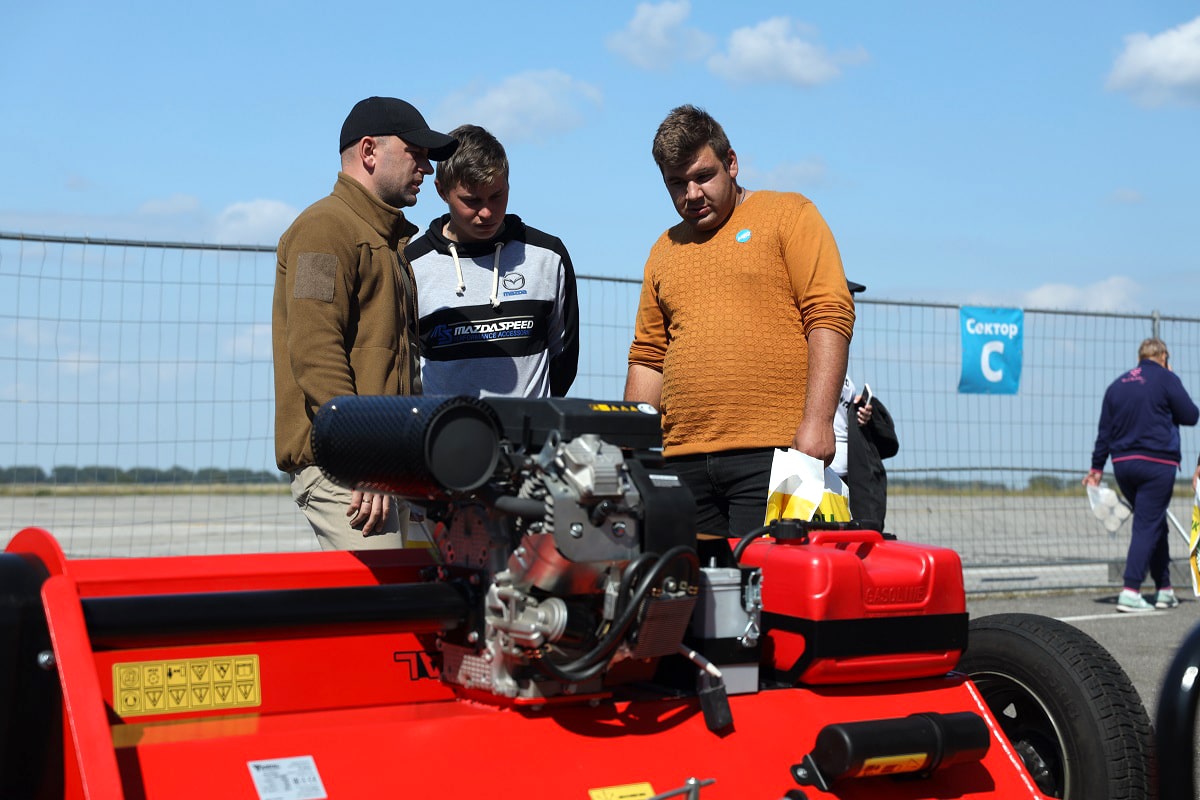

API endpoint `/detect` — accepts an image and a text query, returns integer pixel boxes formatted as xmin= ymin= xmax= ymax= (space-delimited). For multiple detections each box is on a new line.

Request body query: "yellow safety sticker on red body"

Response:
xmin=858 ymin=752 xmax=930 ymax=776
xmin=112 ymin=655 xmax=261 ymax=717
xmin=587 ymin=783 xmax=655 ymax=800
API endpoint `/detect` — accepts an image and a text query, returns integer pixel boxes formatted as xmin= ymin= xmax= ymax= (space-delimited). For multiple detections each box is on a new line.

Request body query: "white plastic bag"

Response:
xmin=764 ymin=448 xmax=851 ymax=524
xmin=1085 ymin=484 xmax=1131 ymax=534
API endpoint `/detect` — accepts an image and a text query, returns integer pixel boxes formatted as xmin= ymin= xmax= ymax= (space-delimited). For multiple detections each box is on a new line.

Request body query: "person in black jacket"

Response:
xmin=845 ymin=387 xmax=899 ymax=528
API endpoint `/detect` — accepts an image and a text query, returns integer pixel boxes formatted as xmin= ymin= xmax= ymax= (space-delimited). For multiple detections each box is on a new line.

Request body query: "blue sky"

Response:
xmin=3 ymin=1 xmax=1200 ymax=315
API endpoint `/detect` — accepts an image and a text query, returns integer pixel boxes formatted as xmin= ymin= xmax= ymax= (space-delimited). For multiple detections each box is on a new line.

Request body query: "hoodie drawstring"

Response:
xmin=448 ymin=241 xmax=505 ymax=310
xmin=488 ymin=242 xmax=503 ymax=309
xmin=449 ymin=242 xmax=467 ymax=295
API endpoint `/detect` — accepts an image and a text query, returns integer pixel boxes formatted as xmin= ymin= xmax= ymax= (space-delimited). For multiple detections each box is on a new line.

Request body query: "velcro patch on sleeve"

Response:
xmin=294 ymin=252 xmax=337 ymax=302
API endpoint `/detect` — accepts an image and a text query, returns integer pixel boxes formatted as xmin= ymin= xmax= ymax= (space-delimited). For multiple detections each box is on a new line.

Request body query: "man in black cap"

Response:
xmin=272 ymin=97 xmax=458 ymax=551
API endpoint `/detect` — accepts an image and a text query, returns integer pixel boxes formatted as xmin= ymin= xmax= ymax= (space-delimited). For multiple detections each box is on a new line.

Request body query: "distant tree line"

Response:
xmin=895 ymin=474 xmax=1195 ymax=494
xmin=0 ymin=465 xmax=286 ymax=484
xmin=892 ymin=477 xmax=1008 ymax=492
xmin=1022 ymin=474 xmax=1194 ymax=492
xmin=3 ymin=468 xmax=1187 ymax=493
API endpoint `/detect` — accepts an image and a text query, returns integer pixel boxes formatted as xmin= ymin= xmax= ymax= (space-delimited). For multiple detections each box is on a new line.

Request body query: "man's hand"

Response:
xmin=1082 ymin=470 xmax=1102 ymax=487
xmin=793 ymin=417 xmax=835 ymax=467
xmin=347 ymin=489 xmax=391 ymax=536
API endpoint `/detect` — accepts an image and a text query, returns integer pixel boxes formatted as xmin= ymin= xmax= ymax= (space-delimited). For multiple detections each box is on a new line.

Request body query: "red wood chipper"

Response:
xmin=1 ymin=396 xmax=1155 ymax=799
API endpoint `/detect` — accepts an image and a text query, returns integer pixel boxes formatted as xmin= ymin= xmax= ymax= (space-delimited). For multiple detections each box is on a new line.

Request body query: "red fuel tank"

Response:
xmin=739 ymin=529 xmax=967 ymax=685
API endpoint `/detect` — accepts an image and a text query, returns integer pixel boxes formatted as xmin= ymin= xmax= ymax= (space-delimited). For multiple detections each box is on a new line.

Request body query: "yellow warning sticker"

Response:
xmin=113 ymin=655 xmax=260 ymax=718
xmin=859 ymin=752 xmax=930 ymax=777
xmin=587 ymin=783 xmax=655 ymax=800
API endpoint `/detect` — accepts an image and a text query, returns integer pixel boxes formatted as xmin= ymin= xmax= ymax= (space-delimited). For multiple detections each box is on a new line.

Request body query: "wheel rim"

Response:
xmin=970 ymin=669 xmax=1070 ymax=798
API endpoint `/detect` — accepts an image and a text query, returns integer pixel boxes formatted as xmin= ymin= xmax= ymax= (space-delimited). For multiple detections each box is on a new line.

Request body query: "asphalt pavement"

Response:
xmin=966 ymin=587 xmax=1199 ymax=721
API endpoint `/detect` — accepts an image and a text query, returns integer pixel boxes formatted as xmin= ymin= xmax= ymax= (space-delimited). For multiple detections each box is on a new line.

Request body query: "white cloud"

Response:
xmin=1107 ymin=16 xmax=1200 ymax=107
xmin=1019 ymin=276 xmax=1143 ymax=312
xmin=0 ymin=209 xmax=192 ymax=243
xmin=224 ymin=323 xmax=272 ymax=360
xmin=58 ymin=349 xmax=102 ymax=375
xmin=4 ymin=318 xmax=47 ymax=349
xmin=958 ymin=276 xmax=1145 ymax=313
xmin=0 ymin=379 xmax=29 ymax=401
xmin=739 ymin=158 xmax=828 ymax=191
xmin=211 ymin=199 xmax=296 ymax=246
xmin=139 ymin=194 xmax=202 ymax=215
xmin=0 ymin=196 xmax=293 ymax=246
xmin=7 ymin=320 xmax=100 ymax=375
xmin=707 ymin=17 xmax=867 ymax=87
xmin=437 ymin=70 xmax=603 ymax=143
xmin=606 ymin=0 xmax=715 ymax=69
xmin=1107 ymin=188 xmax=1145 ymax=205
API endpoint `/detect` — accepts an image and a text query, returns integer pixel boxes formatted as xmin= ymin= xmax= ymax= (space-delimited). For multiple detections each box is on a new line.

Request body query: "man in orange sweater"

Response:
xmin=625 ymin=104 xmax=855 ymax=539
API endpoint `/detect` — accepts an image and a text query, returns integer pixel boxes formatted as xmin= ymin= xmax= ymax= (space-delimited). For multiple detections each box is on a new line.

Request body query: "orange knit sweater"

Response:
xmin=628 ymin=191 xmax=855 ymax=457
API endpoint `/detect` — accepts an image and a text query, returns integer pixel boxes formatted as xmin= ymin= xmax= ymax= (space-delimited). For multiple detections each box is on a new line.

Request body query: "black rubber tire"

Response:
xmin=959 ymin=613 xmax=1155 ymax=800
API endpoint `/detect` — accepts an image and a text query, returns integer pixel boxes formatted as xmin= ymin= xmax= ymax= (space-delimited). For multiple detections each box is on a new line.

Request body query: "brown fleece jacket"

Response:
xmin=272 ymin=173 xmax=420 ymax=473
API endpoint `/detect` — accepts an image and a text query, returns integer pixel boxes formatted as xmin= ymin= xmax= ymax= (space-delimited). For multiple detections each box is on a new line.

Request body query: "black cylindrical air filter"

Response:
xmin=311 ymin=395 xmax=502 ymax=498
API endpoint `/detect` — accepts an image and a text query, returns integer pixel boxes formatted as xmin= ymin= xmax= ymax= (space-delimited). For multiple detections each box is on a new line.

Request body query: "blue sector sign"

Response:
xmin=959 ymin=306 xmax=1023 ymax=395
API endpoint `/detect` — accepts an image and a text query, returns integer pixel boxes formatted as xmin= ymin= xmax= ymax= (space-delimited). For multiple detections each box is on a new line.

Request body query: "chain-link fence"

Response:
xmin=3 ymin=232 xmax=1198 ymax=591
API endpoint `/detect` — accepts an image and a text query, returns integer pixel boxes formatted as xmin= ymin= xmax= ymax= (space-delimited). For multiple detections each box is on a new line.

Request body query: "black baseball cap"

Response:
xmin=847 ymin=280 xmax=866 ymax=294
xmin=339 ymin=97 xmax=459 ymax=160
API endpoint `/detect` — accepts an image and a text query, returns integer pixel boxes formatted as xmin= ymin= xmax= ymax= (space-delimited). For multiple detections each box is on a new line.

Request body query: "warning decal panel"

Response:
xmin=112 ymin=654 xmax=261 ymax=718
xmin=587 ymin=784 xmax=655 ymax=800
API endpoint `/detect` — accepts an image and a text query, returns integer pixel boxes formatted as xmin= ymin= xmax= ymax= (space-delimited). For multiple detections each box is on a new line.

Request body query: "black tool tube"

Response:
xmin=81 ymin=582 xmax=470 ymax=639
xmin=802 ymin=711 xmax=989 ymax=785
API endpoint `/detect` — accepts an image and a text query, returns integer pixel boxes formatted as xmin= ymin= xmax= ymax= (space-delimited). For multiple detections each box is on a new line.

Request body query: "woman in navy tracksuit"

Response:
xmin=1084 ymin=338 xmax=1199 ymax=612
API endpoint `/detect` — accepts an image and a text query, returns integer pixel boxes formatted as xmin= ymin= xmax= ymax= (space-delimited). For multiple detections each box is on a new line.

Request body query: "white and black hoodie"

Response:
xmin=405 ymin=214 xmax=579 ymax=398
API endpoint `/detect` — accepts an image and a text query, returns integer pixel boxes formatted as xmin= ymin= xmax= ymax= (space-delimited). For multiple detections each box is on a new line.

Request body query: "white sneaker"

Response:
xmin=1116 ymin=591 xmax=1155 ymax=613
xmin=1155 ymin=589 xmax=1180 ymax=609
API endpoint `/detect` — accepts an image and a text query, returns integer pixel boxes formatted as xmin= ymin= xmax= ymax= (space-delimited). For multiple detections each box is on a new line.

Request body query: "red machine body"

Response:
xmin=2 ymin=525 xmax=1050 ymax=800
xmin=6 ymin=397 xmax=1120 ymax=799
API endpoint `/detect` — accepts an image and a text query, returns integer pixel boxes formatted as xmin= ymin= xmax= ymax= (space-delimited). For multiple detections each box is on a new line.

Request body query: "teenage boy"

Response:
xmin=405 ymin=124 xmax=578 ymax=397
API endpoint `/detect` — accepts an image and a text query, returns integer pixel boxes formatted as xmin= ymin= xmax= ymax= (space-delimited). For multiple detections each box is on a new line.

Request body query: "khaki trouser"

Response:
xmin=290 ymin=465 xmax=433 ymax=551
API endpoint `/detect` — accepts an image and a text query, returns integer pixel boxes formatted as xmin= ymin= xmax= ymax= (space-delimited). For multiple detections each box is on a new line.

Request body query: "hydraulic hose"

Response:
xmin=537 ymin=545 xmax=699 ymax=681
xmin=615 ymin=551 xmax=660 ymax=617
xmin=732 ymin=523 xmax=776 ymax=563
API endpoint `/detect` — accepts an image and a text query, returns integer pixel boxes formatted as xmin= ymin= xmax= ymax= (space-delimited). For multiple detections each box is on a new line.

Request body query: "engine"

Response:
xmin=310 ymin=395 xmax=743 ymax=705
